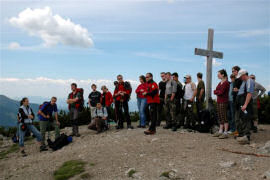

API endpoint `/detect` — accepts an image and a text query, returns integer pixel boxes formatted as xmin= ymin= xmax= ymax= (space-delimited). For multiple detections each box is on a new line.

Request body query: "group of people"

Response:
xmin=16 ymin=66 xmax=266 ymax=157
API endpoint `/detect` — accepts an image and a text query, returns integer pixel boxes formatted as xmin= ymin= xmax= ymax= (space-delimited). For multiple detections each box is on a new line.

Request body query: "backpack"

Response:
xmin=38 ymin=101 xmax=49 ymax=114
xmin=47 ymin=134 xmax=71 ymax=151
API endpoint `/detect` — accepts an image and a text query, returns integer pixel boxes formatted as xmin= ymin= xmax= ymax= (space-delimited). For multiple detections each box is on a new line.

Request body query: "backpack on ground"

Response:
xmin=47 ymin=133 xmax=72 ymax=151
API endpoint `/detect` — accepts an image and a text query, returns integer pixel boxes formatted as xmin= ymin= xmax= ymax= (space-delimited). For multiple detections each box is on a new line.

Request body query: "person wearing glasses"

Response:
xmin=249 ymin=74 xmax=266 ymax=133
xmin=113 ymin=75 xmax=134 ymax=129
xmin=143 ymin=73 xmax=160 ymax=135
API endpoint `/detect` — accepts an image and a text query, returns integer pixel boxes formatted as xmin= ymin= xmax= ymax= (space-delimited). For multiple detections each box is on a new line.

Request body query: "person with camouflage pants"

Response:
xmin=163 ymin=72 xmax=178 ymax=131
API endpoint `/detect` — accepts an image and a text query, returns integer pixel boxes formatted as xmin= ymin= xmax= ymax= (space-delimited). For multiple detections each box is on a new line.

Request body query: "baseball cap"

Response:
xmin=237 ymin=69 xmax=248 ymax=78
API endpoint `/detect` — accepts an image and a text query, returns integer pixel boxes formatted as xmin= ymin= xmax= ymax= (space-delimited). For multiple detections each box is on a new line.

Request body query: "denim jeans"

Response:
xmin=19 ymin=123 xmax=42 ymax=147
xmin=228 ymin=101 xmax=236 ymax=132
xmin=137 ymin=98 xmax=147 ymax=126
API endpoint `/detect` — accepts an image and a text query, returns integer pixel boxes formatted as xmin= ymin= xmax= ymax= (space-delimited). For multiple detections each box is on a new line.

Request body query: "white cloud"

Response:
xmin=237 ymin=29 xmax=270 ymax=37
xmin=135 ymin=52 xmax=195 ymax=63
xmin=8 ymin=42 xmax=21 ymax=49
xmin=9 ymin=7 xmax=93 ymax=48
xmin=0 ymin=77 xmax=139 ymax=99
xmin=203 ymin=58 xmax=222 ymax=67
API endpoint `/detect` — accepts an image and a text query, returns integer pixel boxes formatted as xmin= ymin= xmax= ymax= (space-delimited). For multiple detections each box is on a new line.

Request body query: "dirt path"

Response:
xmin=1 ymin=124 xmax=270 ymax=180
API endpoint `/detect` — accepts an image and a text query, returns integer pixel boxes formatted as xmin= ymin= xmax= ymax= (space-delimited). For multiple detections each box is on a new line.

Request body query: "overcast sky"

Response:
xmin=0 ymin=0 xmax=269 ymax=100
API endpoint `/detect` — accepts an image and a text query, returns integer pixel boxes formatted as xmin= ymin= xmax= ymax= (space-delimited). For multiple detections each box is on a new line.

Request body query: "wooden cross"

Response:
xmin=195 ymin=28 xmax=223 ymax=109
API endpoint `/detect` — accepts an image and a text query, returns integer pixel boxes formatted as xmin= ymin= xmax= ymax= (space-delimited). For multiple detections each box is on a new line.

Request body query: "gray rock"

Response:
xmin=219 ymin=161 xmax=236 ymax=168
xmin=263 ymin=170 xmax=270 ymax=179
xmin=258 ymin=141 xmax=270 ymax=154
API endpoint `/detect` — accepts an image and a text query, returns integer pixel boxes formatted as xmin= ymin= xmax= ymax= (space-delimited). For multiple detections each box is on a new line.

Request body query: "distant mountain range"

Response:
xmin=0 ymin=95 xmax=39 ymax=127
xmin=0 ymin=95 xmax=139 ymax=127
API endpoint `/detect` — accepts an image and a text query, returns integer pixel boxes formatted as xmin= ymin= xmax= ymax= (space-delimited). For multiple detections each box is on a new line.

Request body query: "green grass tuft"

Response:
xmin=160 ymin=171 xmax=170 ymax=178
xmin=128 ymin=169 xmax=136 ymax=178
xmin=54 ymin=160 xmax=86 ymax=180
xmin=89 ymin=163 xmax=95 ymax=167
xmin=0 ymin=144 xmax=19 ymax=159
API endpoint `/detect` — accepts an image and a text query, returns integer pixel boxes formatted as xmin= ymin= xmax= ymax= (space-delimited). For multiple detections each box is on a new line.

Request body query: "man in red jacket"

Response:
xmin=143 ymin=73 xmax=160 ymax=135
xmin=113 ymin=75 xmax=134 ymax=129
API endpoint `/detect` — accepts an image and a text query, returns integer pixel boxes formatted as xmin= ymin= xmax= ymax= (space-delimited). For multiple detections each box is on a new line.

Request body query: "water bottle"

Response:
xmin=240 ymin=106 xmax=248 ymax=114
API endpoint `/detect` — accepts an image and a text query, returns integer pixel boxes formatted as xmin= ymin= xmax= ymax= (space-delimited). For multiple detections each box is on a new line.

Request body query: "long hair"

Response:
xmin=20 ymin=97 xmax=28 ymax=106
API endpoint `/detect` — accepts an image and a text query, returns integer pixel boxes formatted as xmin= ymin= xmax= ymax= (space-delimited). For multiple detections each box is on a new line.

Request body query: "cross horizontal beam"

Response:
xmin=195 ymin=48 xmax=223 ymax=59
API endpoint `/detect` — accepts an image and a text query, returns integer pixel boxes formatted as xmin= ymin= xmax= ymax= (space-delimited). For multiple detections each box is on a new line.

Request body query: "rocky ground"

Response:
xmin=1 ymin=123 xmax=270 ymax=180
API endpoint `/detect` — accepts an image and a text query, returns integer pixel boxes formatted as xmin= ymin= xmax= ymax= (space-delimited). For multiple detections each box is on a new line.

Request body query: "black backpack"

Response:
xmin=47 ymin=134 xmax=71 ymax=151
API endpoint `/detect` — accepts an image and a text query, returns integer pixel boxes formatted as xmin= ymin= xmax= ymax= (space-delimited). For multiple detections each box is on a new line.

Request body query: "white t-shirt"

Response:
xmin=184 ymin=82 xmax=196 ymax=100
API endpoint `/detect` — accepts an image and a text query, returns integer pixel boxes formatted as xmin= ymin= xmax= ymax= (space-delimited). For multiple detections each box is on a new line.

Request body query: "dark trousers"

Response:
xmin=149 ymin=103 xmax=158 ymax=131
xmin=115 ymin=100 xmax=131 ymax=127
xmin=235 ymin=95 xmax=253 ymax=137
xmin=69 ymin=107 xmax=79 ymax=135
xmin=196 ymin=100 xmax=204 ymax=122
xmin=157 ymin=98 xmax=164 ymax=125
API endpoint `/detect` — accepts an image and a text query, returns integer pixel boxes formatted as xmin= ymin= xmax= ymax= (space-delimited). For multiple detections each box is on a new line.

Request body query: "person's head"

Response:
xmin=232 ymin=66 xmax=241 ymax=76
xmin=165 ymin=72 xmax=171 ymax=81
xmin=20 ymin=97 xmax=29 ymax=106
xmin=91 ymin=84 xmax=97 ymax=91
xmin=160 ymin=72 xmax=166 ymax=81
xmin=184 ymin=75 xmax=192 ymax=83
xmin=96 ymin=102 xmax=102 ymax=109
xmin=197 ymin=72 xmax=203 ymax=80
xmin=71 ymin=83 xmax=77 ymax=92
xmin=250 ymin=74 xmax=256 ymax=81
xmin=146 ymin=73 xmax=153 ymax=82
xmin=117 ymin=75 xmax=124 ymax=83
xmin=172 ymin=72 xmax=179 ymax=81
xmin=101 ymin=85 xmax=108 ymax=92
xmin=230 ymin=74 xmax=236 ymax=82
xmin=218 ymin=69 xmax=228 ymax=80
xmin=139 ymin=75 xmax=146 ymax=84
xmin=238 ymin=69 xmax=249 ymax=81
xmin=51 ymin=97 xmax=57 ymax=105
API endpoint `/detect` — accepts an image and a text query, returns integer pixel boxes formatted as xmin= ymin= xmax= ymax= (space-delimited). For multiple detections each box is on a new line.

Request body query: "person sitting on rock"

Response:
xmin=88 ymin=102 xmax=108 ymax=133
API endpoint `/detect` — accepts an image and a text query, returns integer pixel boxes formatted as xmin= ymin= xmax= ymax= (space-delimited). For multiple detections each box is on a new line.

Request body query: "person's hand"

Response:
xmin=102 ymin=117 xmax=106 ymax=120
xmin=140 ymin=89 xmax=144 ymax=92
xmin=28 ymin=115 xmax=34 ymax=119
xmin=46 ymin=115 xmax=50 ymax=119
xmin=170 ymin=97 xmax=174 ymax=101
xmin=241 ymin=105 xmax=247 ymax=112
xmin=190 ymin=97 xmax=194 ymax=102
xmin=233 ymin=88 xmax=239 ymax=92
xmin=142 ymin=92 xmax=147 ymax=96
xmin=56 ymin=121 xmax=60 ymax=126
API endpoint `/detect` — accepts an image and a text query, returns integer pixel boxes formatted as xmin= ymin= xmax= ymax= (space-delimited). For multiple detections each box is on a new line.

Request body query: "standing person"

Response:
xmin=213 ymin=70 xmax=230 ymax=139
xmin=183 ymin=75 xmax=197 ymax=129
xmin=163 ymin=72 xmax=178 ymax=131
xmin=67 ymin=83 xmax=83 ymax=137
xmin=135 ymin=75 xmax=148 ymax=128
xmin=101 ymin=85 xmax=113 ymax=123
xmin=88 ymin=84 xmax=101 ymax=119
xmin=235 ymin=70 xmax=255 ymax=144
xmin=172 ymin=72 xmax=184 ymax=129
xmin=228 ymin=74 xmax=236 ymax=134
xmin=18 ymin=98 xmax=46 ymax=157
xmin=157 ymin=72 xmax=167 ymax=126
xmin=249 ymin=74 xmax=266 ymax=133
xmin=196 ymin=72 xmax=205 ymax=121
xmin=38 ymin=97 xmax=60 ymax=147
xmin=113 ymin=75 xmax=134 ymax=129
xmin=88 ymin=103 xmax=108 ymax=134
xmin=143 ymin=73 xmax=160 ymax=135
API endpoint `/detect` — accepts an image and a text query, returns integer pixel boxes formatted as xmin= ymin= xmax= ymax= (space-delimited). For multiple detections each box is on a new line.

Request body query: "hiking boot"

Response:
xmin=40 ymin=145 xmax=48 ymax=152
xmin=237 ymin=136 xmax=250 ymax=145
xmin=213 ymin=132 xmax=222 ymax=137
xmin=253 ymin=127 xmax=258 ymax=133
xmin=218 ymin=133 xmax=228 ymax=139
xmin=116 ymin=125 xmax=123 ymax=129
xmin=21 ymin=150 xmax=27 ymax=157
xmin=163 ymin=124 xmax=172 ymax=129
xmin=127 ymin=125 xmax=134 ymax=129
xmin=171 ymin=126 xmax=177 ymax=132
xmin=144 ymin=130 xmax=156 ymax=135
